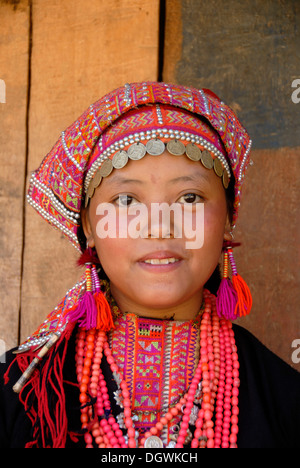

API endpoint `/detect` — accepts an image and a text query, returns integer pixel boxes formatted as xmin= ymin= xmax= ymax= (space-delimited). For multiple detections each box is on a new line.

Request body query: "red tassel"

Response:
xmin=77 ymin=247 xmax=100 ymax=267
xmin=7 ymin=323 xmax=75 ymax=448
xmin=94 ymin=291 xmax=115 ymax=331
xmin=232 ymin=273 xmax=252 ymax=317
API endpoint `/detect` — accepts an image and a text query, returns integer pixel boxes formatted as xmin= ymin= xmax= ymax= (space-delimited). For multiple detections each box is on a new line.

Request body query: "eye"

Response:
xmin=114 ymin=194 xmax=137 ymax=207
xmin=177 ymin=193 xmax=203 ymax=204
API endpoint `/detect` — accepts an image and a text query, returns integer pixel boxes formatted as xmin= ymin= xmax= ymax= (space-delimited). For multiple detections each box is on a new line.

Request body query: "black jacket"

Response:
xmin=1 ymin=325 xmax=299 ymax=448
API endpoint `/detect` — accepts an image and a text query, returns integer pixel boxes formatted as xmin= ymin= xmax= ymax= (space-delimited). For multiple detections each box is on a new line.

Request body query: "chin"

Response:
xmin=134 ymin=292 xmax=185 ymax=310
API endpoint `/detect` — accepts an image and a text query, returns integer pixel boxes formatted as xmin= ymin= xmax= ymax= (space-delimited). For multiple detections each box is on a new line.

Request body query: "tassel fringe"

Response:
xmin=216 ymin=277 xmax=238 ymax=320
xmin=232 ymin=273 xmax=252 ymax=317
xmin=216 ymin=244 xmax=252 ymax=320
xmin=68 ymin=250 xmax=115 ymax=331
xmin=6 ymin=322 xmax=75 ymax=448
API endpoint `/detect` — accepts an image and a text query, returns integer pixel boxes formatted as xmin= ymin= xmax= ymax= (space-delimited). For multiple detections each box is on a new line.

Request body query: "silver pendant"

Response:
xmin=144 ymin=435 xmax=164 ymax=448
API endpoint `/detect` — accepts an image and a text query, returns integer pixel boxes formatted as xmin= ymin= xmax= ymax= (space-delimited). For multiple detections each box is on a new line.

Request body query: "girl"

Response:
xmin=1 ymin=82 xmax=299 ymax=448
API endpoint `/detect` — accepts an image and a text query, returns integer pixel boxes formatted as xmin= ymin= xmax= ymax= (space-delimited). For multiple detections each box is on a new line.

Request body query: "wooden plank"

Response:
xmin=0 ymin=0 xmax=30 ymax=351
xmin=21 ymin=0 xmax=160 ymax=343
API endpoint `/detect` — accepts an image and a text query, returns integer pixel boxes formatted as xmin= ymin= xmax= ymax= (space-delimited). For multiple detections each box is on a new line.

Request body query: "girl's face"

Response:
xmin=82 ymin=151 xmax=231 ymax=320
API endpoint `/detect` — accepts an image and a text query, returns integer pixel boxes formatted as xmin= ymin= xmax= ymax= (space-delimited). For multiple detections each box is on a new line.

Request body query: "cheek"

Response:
xmin=93 ymin=236 xmax=133 ymax=277
xmin=205 ymin=196 xmax=227 ymax=233
xmin=202 ymin=199 xmax=228 ymax=257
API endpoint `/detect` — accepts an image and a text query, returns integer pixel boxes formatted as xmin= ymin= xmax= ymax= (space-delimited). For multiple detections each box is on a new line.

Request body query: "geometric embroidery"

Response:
xmin=109 ymin=312 xmax=201 ymax=442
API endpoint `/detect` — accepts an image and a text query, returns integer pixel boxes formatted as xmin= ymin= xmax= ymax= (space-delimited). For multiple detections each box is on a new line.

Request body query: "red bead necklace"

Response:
xmin=75 ymin=290 xmax=240 ymax=448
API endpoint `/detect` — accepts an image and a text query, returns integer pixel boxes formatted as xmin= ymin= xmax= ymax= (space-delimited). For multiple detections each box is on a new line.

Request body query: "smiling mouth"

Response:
xmin=143 ymin=257 xmax=180 ymax=265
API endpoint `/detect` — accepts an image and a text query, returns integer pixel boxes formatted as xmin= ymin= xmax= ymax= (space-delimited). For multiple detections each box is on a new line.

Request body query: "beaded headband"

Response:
xmin=27 ymin=82 xmax=252 ymax=251
xmin=84 ymin=104 xmax=231 ymax=208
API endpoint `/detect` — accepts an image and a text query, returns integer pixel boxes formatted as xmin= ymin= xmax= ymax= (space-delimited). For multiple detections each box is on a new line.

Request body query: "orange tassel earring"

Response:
xmin=216 ymin=243 xmax=252 ymax=320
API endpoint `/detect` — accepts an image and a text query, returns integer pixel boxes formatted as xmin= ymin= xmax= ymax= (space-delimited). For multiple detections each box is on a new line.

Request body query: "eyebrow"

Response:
xmin=168 ymin=173 xmax=210 ymax=184
xmin=107 ymin=172 xmax=210 ymax=187
xmin=107 ymin=175 xmax=144 ymax=186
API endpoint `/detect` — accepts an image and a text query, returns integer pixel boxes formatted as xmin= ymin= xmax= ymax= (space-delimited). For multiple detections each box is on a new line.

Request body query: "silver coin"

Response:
xmin=91 ymin=170 xmax=103 ymax=189
xmin=144 ymin=436 xmax=164 ymax=448
xmin=127 ymin=143 xmax=146 ymax=160
xmin=214 ymin=158 xmax=223 ymax=177
xmin=166 ymin=139 xmax=186 ymax=156
xmin=87 ymin=183 xmax=95 ymax=199
xmin=99 ymin=158 xmax=113 ymax=177
xmin=146 ymin=138 xmax=165 ymax=156
xmin=185 ymin=143 xmax=202 ymax=161
xmin=223 ymin=170 xmax=229 ymax=189
xmin=201 ymin=150 xmax=214 ymax=169
xmin=84 ymin=194 xmax=90 ymax=208
xmin=112 ymin=150 xmax=129 ymax=169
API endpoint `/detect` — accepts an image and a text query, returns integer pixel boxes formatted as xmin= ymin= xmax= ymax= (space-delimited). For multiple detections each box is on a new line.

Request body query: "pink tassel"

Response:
xmin=67 ymin=291 xmax=98 ymax=329
xmin=216 ymin=249 xmax=238 ymax=320
xmin=67 ymin=262 xmax=115 ymax=331
xmin=216 ymin=277 xmax=238 ymax=320
xmin=216 ymin=245 xmax=252 ymax=320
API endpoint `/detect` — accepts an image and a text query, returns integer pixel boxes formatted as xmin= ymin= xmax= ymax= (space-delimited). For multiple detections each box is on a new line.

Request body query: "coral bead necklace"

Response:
xmin=75 ymin=290 xmax=240 ymax=448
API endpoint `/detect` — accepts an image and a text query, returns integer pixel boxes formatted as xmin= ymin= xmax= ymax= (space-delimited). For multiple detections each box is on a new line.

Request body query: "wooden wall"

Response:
xmin=1 ymin=0 xmax=299 ymax=370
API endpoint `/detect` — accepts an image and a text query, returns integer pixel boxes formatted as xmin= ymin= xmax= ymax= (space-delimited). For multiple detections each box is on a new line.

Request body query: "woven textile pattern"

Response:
xmin=109 ymin=312 xmax=201 ymax=443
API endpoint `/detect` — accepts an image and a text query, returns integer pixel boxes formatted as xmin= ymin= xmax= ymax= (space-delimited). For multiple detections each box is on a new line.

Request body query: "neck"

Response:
xmin=109 ymin=284 xmax=204 ymax=321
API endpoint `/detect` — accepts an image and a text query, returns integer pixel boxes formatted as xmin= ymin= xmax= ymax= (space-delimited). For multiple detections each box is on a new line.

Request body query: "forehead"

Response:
xmin=97 ymin=151 xmax=222 ymax=191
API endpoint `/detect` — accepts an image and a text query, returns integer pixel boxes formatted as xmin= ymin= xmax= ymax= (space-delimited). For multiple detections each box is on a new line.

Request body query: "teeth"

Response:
xmin=144 ymin=257 xmax=179 ymax=265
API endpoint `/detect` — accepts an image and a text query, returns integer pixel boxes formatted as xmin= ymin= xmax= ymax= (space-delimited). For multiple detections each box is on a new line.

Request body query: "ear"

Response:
xmin=223 ymin=214 xmax=233 ymax=242
xmin=81 ymin=207 xmax=95 ymax=248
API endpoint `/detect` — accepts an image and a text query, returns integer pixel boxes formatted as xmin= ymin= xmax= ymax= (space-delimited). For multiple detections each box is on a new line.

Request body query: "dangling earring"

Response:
xmin=67 ymin=245 xmax=115 ymax=331
xmin=216 ymin=242 xmax=252 ymax=320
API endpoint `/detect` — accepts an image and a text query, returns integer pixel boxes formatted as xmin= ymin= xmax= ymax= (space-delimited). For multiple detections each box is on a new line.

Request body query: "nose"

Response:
xmin=140 ymin=203 xmax=179 ymax=239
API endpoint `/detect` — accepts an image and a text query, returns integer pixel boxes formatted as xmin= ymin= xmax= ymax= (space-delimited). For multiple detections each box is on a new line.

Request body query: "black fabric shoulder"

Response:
xmin=0 ymin=349 xmax=33 ymax=448
xmin=233 ymin=324 xmax=300 ymax=448
xmin=1 ymin=326 xmax=299 ymax=448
